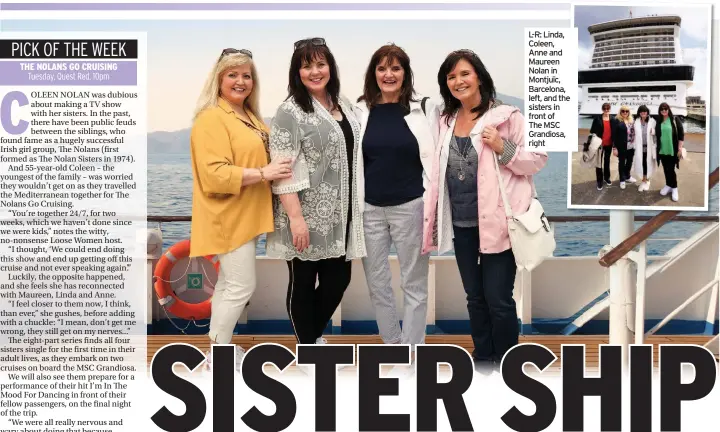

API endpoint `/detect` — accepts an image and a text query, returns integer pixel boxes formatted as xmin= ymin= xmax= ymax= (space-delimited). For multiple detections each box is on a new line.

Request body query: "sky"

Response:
xmin=574 ymin=5 xmax=711 ymax=99
xmin=2 ymin=18 xmax=565 ymax=132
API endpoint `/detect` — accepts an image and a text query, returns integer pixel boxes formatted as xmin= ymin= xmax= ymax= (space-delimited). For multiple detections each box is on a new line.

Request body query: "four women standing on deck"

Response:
xmin=589 ymin=102 xmax=684 ymax=202
xmin=190 ymin=40 xmax=552 ymax=375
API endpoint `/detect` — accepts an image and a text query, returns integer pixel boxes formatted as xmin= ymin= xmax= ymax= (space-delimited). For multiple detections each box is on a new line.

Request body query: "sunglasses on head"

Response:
xmin=452 ymin=48 xmax=477 ymax=56
xmin=219 ymin=48 xmax=252 ymax=61
xmin=294 ymin=37 xmax=326 ymax=50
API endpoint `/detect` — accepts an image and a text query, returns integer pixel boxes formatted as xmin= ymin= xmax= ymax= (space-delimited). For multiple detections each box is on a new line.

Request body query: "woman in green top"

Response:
xmin=654 ymin=102 xmax=684 ymax=202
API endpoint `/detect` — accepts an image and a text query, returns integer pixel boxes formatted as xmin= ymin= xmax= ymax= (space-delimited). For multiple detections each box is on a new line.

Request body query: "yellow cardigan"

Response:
xmin=189 ymin=98 xmax=273 ymax=257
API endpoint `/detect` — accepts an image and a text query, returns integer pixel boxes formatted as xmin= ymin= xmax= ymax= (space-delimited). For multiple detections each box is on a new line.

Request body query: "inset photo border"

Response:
xmin=569 ymin=2 xmax=712 ymax=211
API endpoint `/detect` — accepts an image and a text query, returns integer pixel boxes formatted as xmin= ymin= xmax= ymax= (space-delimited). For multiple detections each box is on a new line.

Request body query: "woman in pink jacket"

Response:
xmin=422 ymin=50 xmax=547 ymax=375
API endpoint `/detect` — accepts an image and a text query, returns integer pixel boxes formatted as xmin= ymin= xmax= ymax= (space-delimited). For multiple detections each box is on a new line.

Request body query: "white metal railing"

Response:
xmin=632 ymin=224 xmax=719 ymax=345
xmin=145 ymin=214 xmax=719 ymax=357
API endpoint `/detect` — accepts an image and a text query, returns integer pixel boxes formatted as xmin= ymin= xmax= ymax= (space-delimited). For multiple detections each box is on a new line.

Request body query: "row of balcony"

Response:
xmin=597 ymin=38 xmax=674 ymax=49
xmin=589 ymin=59 xmax=676 ymax=68
xmin=593 ymin=52 xmax=675 ymax=62
xmin=595 ymin=29 xmax=675 ymax=42
xmin=595 ymin=42 xmax=674 ymax=54
xmin=594 ymin=48 xmax=675 ymax=58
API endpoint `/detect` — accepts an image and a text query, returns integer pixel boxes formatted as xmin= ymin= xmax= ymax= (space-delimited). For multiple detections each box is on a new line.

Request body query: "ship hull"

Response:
xmin=578 ymin=79 xmax=692 ymax=117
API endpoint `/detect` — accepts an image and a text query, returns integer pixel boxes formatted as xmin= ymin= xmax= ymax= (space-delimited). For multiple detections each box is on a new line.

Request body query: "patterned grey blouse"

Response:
xmin=266 ymin=95 xmax=366 ymax=261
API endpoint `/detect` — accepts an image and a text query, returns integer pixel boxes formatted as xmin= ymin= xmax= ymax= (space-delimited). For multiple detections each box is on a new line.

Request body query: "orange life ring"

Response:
xmin=153 ymin=239 xmax=219 ymax=321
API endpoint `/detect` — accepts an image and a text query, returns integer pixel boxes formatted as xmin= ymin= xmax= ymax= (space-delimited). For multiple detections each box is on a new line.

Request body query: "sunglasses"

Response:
xmin=219 ymin=48 xmax=252 ymax=61
xmin=621 ymin=110 xmax=629 ymax=114
xmin=602 ymin=107 xmax=611 ymax=111
xmin=452 ymin=48 xmax=477 ymax=56
xmin=294 ymin=37 xmax=326 ymax=50
xmin=660 ymin=107 xmax=669 ymax=111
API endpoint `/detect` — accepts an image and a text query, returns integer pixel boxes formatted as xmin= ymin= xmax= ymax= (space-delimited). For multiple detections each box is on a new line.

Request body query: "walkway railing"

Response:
xmin=147 ymin=210 xmax=718 ymax=340
xmin=596 ymin=167 xmax=719 ymax=357
xmin=600 ymin=167 xmax=719 ymax=267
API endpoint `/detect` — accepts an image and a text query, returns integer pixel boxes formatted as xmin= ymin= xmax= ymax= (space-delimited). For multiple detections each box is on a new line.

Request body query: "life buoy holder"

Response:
xmin=153 ymin=239 xmax=219 ymax=321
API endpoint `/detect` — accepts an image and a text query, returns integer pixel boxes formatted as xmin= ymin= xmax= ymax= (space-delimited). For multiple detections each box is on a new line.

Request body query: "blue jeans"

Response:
xmin=452 ymin=225 xmax=518 ymax=371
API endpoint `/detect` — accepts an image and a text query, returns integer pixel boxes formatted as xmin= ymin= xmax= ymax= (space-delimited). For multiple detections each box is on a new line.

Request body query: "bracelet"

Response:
xmin=259 ymin=167 xmax=266 ymax=182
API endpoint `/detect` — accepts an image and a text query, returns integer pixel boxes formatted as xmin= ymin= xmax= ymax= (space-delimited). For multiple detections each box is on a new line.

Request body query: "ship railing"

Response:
xmin=145 ymin=209 xmax=718 ymax=345
xmin=598 ymin=167 xmax=719 ymax=360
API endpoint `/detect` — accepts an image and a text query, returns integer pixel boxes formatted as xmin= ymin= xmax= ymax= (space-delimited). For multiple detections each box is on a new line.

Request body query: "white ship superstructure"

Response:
xmin=578 ymin=14 xmax=694 ymax=117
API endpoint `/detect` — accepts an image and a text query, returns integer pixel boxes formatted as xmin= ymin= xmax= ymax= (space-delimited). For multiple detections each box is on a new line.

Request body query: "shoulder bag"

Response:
xmin=493 ymin=156 xmax=555 ymax=271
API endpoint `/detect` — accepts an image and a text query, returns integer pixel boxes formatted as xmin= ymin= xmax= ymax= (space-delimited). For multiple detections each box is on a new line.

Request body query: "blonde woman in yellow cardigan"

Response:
xmin=190 ymin=48 xmax=292 ymax=371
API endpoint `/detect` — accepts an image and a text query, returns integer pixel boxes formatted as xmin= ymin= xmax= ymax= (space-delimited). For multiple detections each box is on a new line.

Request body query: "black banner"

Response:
xmin=0 ymin=39 xmax=138 ymax=59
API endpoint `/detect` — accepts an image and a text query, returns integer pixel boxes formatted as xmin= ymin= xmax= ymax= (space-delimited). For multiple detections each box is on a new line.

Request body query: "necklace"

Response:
xmin=237 ymin=116 xmax=269 ymax=155
xmin=452 ymin=136 xmax=473 ymax=181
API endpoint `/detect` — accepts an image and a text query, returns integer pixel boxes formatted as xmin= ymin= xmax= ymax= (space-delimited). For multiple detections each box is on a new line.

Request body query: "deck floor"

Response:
xmin=148 ymin=335 xmax=717 ymax=372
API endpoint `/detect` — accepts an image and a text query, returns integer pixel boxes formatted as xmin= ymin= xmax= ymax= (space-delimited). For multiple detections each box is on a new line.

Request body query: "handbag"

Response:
xmin=581 ymin=134 xmax=602 ymax=169
xmin=493 ymin=156 xmax=555 ymax=271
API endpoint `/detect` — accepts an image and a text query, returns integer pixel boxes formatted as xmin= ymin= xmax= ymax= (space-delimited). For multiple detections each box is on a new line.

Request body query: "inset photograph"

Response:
xmin=570 ymin=4 xmax=711 ymax=210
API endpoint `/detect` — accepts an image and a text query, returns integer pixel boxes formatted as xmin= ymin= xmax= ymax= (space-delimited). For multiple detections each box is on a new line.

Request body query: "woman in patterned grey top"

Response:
xmin=267 ymin=38 xmax=366 ymax=349
xmin=428 ymin=50 xmax=547 ymax=376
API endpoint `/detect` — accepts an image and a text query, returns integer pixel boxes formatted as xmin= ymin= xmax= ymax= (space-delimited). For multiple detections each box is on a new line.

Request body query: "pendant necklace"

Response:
xmin=454 ymin=136 xmax=472 ymax=181
xmin=453 ymin=112 xmax=476 ymax=182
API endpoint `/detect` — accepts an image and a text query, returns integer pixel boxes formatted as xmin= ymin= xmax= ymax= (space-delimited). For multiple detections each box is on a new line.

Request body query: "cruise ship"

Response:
xmin=578 ymin=13 xmax=695 ymax=117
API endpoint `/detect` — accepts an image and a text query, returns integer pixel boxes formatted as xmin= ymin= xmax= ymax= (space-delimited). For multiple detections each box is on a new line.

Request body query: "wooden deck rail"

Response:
xmin=599 ymin=167 xmax=719 ymax=267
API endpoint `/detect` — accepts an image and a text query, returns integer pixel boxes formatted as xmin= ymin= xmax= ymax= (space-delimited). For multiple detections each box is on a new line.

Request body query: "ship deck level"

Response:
xmin=147 ymin=335 xmax=718 ymax=372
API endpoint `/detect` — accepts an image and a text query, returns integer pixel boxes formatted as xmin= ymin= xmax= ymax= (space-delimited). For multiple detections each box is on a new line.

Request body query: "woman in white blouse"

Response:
xmin=632 ymin=105 xmax=657 ymax=192
xmin=267 ymin=38 xmax=366 ymax=352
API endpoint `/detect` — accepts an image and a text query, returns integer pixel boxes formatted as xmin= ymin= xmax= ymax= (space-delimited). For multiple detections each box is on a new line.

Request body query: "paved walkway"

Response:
xmin=570 ymin=129 xmax=708 ymax=208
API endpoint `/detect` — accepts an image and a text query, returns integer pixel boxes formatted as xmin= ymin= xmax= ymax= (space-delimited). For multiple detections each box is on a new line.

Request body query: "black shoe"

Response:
xmin=605 ymin=180 xmax=611 ymax=186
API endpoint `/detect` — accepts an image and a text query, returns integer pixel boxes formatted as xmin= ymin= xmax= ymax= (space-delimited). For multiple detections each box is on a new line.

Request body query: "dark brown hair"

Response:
xmin=437 ymin=50 xmax=495 ymax=126
xmin=286 ymin=41 xmax=340 ymax=113
xmin=658 ymin=102 xmax=674 ymax=119
xmin=357 ymin=44 xmax=417 ymax=112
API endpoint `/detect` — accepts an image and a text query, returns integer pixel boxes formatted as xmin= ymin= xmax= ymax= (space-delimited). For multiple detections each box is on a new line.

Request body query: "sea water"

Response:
xmin=148 ymin=151 xmax=718 ymax=258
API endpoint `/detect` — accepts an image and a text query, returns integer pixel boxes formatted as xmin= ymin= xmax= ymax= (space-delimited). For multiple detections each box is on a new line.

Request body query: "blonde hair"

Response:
xmin=616 ymin=105 xmax=633 ymax=124
xmin=193 ymin=52 xmax=261 ymax=120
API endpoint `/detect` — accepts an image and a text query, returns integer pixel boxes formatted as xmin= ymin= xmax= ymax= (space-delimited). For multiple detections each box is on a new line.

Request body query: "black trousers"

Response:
xmin=624 ymin=149 xmax=635 ymax=180
xmin=286 ymin=256 xmax=352 ymax=344
xmin=614 ymin=146 xmax=629 ymax=182
xmin=642 ymin=151 xmax=648 ymax=176
xmin=452 ymin=226 xmax=518 ymax=371
xmin=595 ymin=145 xmax=612 ymax=187
xmin=660 ymin=155 xmax=678 ymax=188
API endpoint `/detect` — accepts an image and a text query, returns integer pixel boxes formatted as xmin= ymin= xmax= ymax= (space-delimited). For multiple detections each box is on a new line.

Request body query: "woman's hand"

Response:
xmin=613 ymin=148 xmax=618 ymax=157
xmin=262 ymin=157 xmax=293 ymax=181
xmin=290 ymin=216 xmax=310 ymax=252
xmin=482 ymin=126 xmax=503 ymax=154
xmin=679 ymin=141 xmax=684 ymax=158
